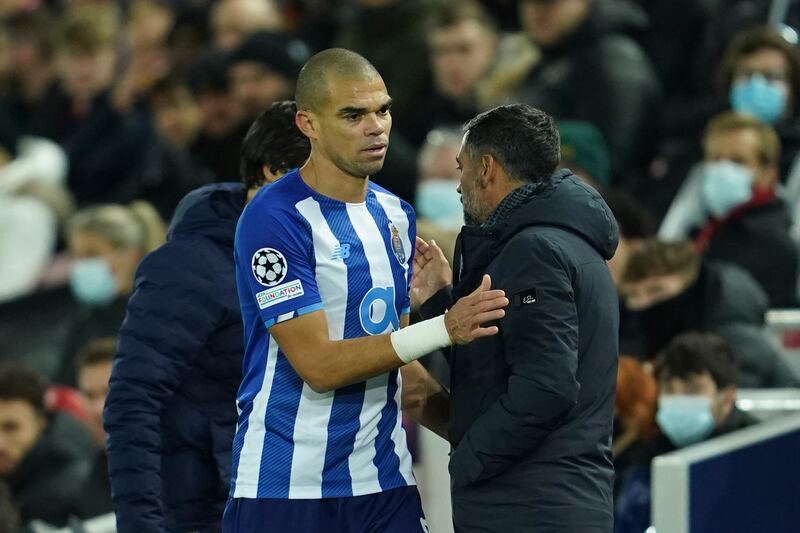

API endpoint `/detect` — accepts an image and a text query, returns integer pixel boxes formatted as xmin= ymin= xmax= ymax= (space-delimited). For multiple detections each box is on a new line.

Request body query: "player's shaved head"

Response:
xmin=295 ymin=48 xmax=381 ymax=112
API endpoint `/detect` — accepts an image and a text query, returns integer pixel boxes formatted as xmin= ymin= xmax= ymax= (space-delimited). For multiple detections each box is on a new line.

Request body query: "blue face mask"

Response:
xmin=70 ymin=258 xmax=118 ymax=306
xmin=415 ymin=179 xmax=464 ymax=231
xmin=701 ymin=160 xmax=754 ymax=218
xmin=656 ymin=395 xmax=716 ymax=448
xmin=730 ymin=74 xmax=787 ymax=125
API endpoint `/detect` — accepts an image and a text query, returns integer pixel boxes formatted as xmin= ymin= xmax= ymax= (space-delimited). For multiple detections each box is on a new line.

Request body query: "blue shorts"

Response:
xmin=222 ymin=487 xmax=428 ymax=533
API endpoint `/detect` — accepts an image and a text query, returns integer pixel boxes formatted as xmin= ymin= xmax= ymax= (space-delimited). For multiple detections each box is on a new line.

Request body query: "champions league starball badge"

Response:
xmin=251 ymin=248 xmax=288 ymax=287
xmin=388 ymin=222 xmax=405 ymax=265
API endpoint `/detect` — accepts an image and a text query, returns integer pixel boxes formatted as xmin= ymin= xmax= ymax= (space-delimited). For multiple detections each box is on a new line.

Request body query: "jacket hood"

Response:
xmin=168 ymin=183 xmax=247 ymax=245
xmin=496 ymin=169 xmax=619 ymax=260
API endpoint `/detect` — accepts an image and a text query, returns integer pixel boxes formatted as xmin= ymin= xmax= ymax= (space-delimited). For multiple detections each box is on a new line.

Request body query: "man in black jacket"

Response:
xmin=414 ymin=104 xmax=619 ymax=532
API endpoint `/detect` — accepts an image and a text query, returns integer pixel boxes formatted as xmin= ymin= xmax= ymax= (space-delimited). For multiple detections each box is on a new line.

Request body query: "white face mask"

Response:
xmin=701 ymin=160 xmax=754 ymax=218
xmin=415 ymin=179 xmax=464 ymax=231
xmin=656 ymin=394 xmax=716 ymax=447
xmin=70 ymin=258 xmax=118 ymax=306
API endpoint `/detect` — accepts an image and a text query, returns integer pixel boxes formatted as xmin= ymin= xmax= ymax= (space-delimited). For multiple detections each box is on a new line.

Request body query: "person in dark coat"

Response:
xmin=414 ymin=104 xmax=619 ymax=532
xmin=514 ymin=0 xmax=661 ymax=181
xmin=72 ymin=338 xmax=116 ymax=520
xmin=620 ymin=239 xmax=800 ymax=388
xmin=615 ymin=333 xmax=757 ymax=533
xmin=0 ymin=363 xmax=93 ymax=529
xmin=103 ymin=101 xmax=310 ymax=533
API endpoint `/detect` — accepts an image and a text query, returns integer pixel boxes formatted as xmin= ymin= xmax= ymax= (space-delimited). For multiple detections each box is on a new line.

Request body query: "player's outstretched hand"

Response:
xmin=411 ymin=237 xmax=452 ymax=309
xmin=444 ymin=274 xmax=507 ymax=345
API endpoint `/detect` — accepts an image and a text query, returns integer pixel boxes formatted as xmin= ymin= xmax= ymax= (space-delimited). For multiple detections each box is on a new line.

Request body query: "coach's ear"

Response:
xmin=295 ymin=110 xmax=317 ymax=141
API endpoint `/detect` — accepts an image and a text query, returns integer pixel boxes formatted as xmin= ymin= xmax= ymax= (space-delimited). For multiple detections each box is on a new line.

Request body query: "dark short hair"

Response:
xmin=74 ymin=337 xmax=116 ymax=372
xmin=427 ymin=0 xmax=497 ymax=35
xmin=0 ymin=362 xmax=46 ymax=414
xmin=240 ymin=100 xmax=311 ymax=188
xmin=189 ymin=49 xmax=231 ymax=95
xmin=602 ymin=190 xmax=656 ymax=240
xmin=655 ymin=332 xmax=738 ymax=389
xmin=147 ymin=75 xmax=194 ymax=108
xmin=230 ymin=31 xmax=310 ymax=80
xmin=462 ymin=104 xmax=560 ymax=183
xmin=3 ymin=9 xmax=56 ymax=60
xmin=621 ymin=239 xmax=699 ymax=285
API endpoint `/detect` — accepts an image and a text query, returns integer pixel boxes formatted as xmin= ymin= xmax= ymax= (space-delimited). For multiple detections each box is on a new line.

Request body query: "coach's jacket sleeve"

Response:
xmin=418 ymin=285 xmax=454 ymax=319
xmin=449 ymin=234 xmax=580 ymax=486
xmin=104 ymin=243 xmax=223 ymax=533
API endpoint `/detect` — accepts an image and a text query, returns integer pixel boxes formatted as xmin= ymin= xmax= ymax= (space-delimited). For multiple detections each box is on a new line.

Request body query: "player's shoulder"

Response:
xmin=241 ymin=170 xmax=310 ymax=223
xmin=237 ymin=170 xmax=314 ymax=244
xmin=368 ymin=181 xmax=415 ymax=218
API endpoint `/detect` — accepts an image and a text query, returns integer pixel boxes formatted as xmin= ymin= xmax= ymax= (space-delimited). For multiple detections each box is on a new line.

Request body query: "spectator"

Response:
xmin=613 ymin=356 xmax=657 ymax=496
xmin=228 ymin=30 xmax=310 ymax=122
xmin=57 ymin=201 xmax=165 ymax=384
xmin=0 ymin=362 xmax=92 ymax=528
xmin=514 ymin=0 xmax=661 ymax=181
xmin=0 ymin=9 xmax=59 ymax=132
xmin=620 ymin=239 xmax=800 ymax=388
xmin=188 ymin=49 xmax=247 ymax=180
xmin=603 ymin=190 xmax=657 ymax=355
xmin=166 ymin=5 xmax=213 ymax=79
xmin=660 ymin=112 xmax=797 ymax=308
xmin=411 ymin=0 xmax=499 ymax=146
xmin=615 ymin=333 xmax=757 ymax=533
xmin=0 ymin=117 xmax=71 ymax=303
xmin=25 ymin=6 xmax=157 ymax=209
xmin=603 ymin=190 xmax=656 ymax=287
xmin=73 ymin=337 xmax=114 ymax=520
xmin=653 ymin=26 xmax=800 ymax=221
xmin=211 ymin=0 xmax=284 ymax=51
xmin=112 ymin=0 xmax=175 ymax=111
xmin=334 ymin=0 xmax=437 ymax=143
xmin=148 ymin=76 xmax=205 ymax=151
xmin=720 ymin=26 xmax=800 ymax=179
xmin=414 ymin=128 xmax=463 ymax=263
xmin=105 ymin=101 xmax=309 ymax=533
xmin=558 ymin=120 xmax=612 ymax=190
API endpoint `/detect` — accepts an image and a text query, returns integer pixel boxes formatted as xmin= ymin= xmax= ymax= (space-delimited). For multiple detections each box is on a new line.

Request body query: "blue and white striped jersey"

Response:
xmin=230 ymin=169 xmax=416 ymax=500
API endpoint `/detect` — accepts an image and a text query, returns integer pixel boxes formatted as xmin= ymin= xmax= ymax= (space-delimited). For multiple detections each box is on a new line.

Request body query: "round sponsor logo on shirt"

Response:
xmin=251 ymin=248 xmax=288 ymax=287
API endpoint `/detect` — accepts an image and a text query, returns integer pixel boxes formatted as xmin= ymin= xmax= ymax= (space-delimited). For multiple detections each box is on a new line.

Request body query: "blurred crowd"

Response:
xmin=1 ymin=0 xmax=800 ymax=531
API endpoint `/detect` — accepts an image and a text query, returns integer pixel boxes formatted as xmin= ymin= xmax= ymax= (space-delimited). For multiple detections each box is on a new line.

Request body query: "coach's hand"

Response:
xmin=445 ymin=275 xmax=507 ymax=345
xmin=411 ymin=237 xmax=452 ymax=309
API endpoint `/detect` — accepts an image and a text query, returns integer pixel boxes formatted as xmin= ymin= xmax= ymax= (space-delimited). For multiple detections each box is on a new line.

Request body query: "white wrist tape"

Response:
xmin=390 ymin=315 xmax=452 ymax=364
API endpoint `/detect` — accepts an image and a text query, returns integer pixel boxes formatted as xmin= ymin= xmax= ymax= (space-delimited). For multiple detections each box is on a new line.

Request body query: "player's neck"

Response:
xmin=300 ymin=156 xmax=369 ymax=203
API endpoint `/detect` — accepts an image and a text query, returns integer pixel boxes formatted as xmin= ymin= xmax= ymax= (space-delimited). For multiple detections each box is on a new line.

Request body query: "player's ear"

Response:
xmin=295 ymin=110 xmax=317 ymax=141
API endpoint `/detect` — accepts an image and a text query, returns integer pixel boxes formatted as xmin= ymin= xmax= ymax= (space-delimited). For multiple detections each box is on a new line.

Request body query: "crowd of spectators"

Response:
xmin=1 ymin=0 xmax=800 ymax=531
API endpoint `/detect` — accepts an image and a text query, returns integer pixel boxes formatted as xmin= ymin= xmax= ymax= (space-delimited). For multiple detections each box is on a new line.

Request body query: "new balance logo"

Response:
xmin=331 ymin=243 xmax=351 ymax=261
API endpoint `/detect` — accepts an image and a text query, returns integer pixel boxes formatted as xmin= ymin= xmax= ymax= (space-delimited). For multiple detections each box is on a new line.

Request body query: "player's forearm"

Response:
xmin=414 ymin=386 xmax=449 ymax=440
xmin=400 ymin=362 xmax=450 ymax=440
xmin=304 ymin=334 xmax=405 ymax=393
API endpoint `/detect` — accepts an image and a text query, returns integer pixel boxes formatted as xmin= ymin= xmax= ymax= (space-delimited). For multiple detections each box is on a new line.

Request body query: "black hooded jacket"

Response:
xmin=421 ymin=170 xmax=619 ymax=532
xmin=105 ymin=183 xmax=247 ymax=533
